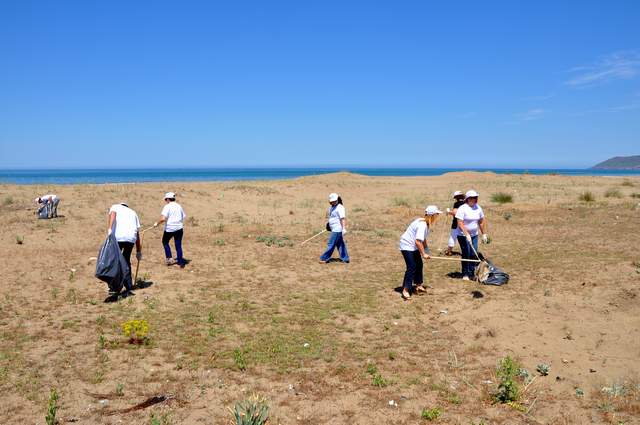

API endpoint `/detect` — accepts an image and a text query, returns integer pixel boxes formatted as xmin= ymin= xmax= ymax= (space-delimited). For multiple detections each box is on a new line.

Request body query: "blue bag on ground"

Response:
xmin=95 ymin=234 xmax=132 ymax=293
xmin=475 ymin=256 xmax=509 ymax=286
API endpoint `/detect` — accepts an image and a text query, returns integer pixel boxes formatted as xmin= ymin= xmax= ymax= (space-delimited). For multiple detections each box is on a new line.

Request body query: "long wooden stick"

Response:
xmin=300 ymin=229 xmax=326 ymax=246
xmin=429 ymin=256 xmax=481 ymax=263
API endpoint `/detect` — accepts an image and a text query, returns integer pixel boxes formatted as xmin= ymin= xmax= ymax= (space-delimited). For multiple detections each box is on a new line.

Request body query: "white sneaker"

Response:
xmin=462 ymin=276 xmax=470 ymax=281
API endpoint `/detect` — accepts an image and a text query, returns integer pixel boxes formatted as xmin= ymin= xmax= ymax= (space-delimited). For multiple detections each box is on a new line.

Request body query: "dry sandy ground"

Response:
xmin=1 ymin=172 xmax=639 ymax=425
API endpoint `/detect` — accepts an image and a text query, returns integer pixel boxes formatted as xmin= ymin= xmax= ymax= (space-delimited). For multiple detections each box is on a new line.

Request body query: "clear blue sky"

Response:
xmin=1 ymin=1 xmax=638 ymax=169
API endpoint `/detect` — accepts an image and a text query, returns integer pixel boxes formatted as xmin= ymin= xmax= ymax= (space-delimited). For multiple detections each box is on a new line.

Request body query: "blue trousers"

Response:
xmin=401 ymin=250 xmax=423 ymax=292
xmin=457 ymin=235 xmax=479 ymax=278
xmin=163 ymin=229 xmax=184 ymax=265
xmin=320 ymin=231 xmax=350 ymax=262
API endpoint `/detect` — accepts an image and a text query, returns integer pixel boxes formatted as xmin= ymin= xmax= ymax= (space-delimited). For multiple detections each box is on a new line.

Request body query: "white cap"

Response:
xmin=424 ymin=205 xmax=443 ymax=215
xmin=452 ymin=190 xmax=464 ymax=198
xmin=328 ymin=193 xmax=339 ymax=202
xmin=164 ymin=192 xmax=176 ymax=199
xmin=465 ymin=190 xmax=479 ymax=199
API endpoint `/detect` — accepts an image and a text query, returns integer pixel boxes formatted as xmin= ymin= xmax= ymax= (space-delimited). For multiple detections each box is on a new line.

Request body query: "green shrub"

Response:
xmin=255 ymin=235 xmax=292 ymax=247
xmin=491 ymin=192 xmax=513 ymax=204
xmin=604 ymin=188 xmax=622 ymax=198
xmin=233 ymin=348 xmax=247 ymax=371
xmin=392 ymin=197 xmax=411 ymax=207
xmin=233 ymin=396 xmax=269 ymax=425
xmin=621 ymin=179 xmax=634 ymax=187
xmin=630 ymin=193 xmax=640 ymax=199
xmin=578 ymin=191 xmax=595 ymax=202
xmin=16 ymin=235 xmax=24 ymax=245
xmin=421 ymin=407 xmax=442 ymax=421
xmin=3 ymin=196 xmax=13 ymax=206
xmin=493 ymin=356 xmax=521 ymax=403
xmin=45 ymin=388 xmax=59 ymax=425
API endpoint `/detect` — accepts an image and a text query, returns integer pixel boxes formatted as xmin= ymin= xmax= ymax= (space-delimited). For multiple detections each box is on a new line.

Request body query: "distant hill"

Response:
xmin=591 ymin=155 xmax=640 ymax=169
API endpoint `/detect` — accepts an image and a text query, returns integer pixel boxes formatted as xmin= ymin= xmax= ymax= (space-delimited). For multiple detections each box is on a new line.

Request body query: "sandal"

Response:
xmin=401 ymin=289 xmax=411 ymax=300
xmin=415 ymin=285 xmax=427 ymax=293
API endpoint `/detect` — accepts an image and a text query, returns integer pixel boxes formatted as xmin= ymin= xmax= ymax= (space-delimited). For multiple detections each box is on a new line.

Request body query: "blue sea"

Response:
xmin=0 ymin=167 xmax=638 ymax=185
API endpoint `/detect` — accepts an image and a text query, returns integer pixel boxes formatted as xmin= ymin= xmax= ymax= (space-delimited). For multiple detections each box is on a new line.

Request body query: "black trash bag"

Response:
xmin=475 ymin=253 xmax=509 ymax=286
xmin=95 ymin=234 xmax=132 ymax=293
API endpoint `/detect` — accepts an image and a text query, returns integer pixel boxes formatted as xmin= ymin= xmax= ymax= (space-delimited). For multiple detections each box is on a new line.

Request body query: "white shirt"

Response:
xmin=327 ymin=204 xmax=346 ymax=232
xmin=109 ymin=204 xmax=140 ymax=243
xmin=455 ymin=203 xmax=484 ymax=237
xmin=41 ymin=194 xmax=58 ymax=203
xmin=161 ymin=201 xmax=186 ymax=232
xmin=399 ymin=218 xmax=429 ymax=251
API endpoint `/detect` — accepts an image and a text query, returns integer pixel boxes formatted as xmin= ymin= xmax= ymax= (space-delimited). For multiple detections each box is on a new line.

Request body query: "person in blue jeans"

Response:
xmin=399 ymin=205 xmax=441 ymax=300
xmin=154 ymin=192 xmax=187 ymax=268
xmin=455 ymin=190 xmax=490 ymax=280
xmin=319 ymin=193 xmax=350 ymax=263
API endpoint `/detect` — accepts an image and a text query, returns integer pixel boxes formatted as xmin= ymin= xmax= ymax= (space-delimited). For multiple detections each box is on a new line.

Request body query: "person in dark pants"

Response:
xmin=444 ymin=191 xmax=465 ymax=255
xmin=398 ymin=205 xmax=442 ymax=300
xmin=154 ymin=192 xmax=187 ymax=268
xmin=107 ymin=202 xmax=142 ymax=295
xmin=455 ymin=190 xmax=489 ymax=280
xmin=319 ymin=193 xmax=350 ymax=263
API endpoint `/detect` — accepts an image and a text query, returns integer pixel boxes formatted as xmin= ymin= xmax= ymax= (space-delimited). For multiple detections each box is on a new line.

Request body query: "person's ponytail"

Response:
xmin=337 ymin=196 xmax=343 ymax=205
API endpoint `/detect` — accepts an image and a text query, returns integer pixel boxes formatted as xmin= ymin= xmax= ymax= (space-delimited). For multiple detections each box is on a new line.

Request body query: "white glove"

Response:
xmin=482 ymin=234 xmax=488 ymax=244
xmin=153 ymin=222 xmax=158 ymax=227
xmin=107 ymin=228 xmax=112 ymax=236
xmin=465 ymin=233 xmax=472 ymax=242
xmin=446 ymin=208 xmax=451 ymax=214
xmin=136 ymin=251 xmax=142 ymax=261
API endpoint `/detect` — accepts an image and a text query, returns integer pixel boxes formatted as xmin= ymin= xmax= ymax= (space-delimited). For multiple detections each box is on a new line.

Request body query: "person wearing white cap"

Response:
xmin=154 ymin=192 xmax=187 ymax=267
xmin=444 ymin=191 xmax=465 ymax=255
xmin=106 ymin=202 xmax=141 ymax=295
xmin=319 ymin=193 xmax=350 ymax=263
xmin=398 ymin=205 xmax=441 ymax=299
xmin=455 ymin=190 xmax=489 ymax=280
xmin=35 ymin=194 xmax=60 ymax=218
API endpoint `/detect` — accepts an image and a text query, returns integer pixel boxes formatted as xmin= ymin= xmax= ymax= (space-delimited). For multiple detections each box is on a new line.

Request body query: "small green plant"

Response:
xmin=2 ymin=195 xmax=13 ymax=206
xmin=605 ymin=188 xmax=623 ymax=198
xmin=187 ymin=216 xmax=198 ymax=227
xmin=365 ymin=363 xmax=387 ymax=387
xmin=45 ymin=388 xmax=59 ymax=425
xmin=116 ymin=382 xmax=124 ymax=396
xmin=232 ymin=395 xmax=269 ymax=425
xmin=233 ymin=348 xmax=247 ymax=371
xmin=68 ymin=269 xmax=76 ymax=282
xmin=98 ymin=334 xmax=106 ymax=349
xmin=255 ymin=235 xmax=292 ymax=247
xmin=214 ymin=239 xmax=226 ymax=246
xmin=493 ymin=356 xmax=521 ymax=403
xmin=491 ymin=192 xmax=514 ymax=204
xmin=388 ymin=351 xmax=396 ymax=361
xmin=578 ymin=191 xmax=595 ymax=202
xmin=621 ymin=179 xmax=634 ymax=187
xmin=149 ymin=412 xmax=170 ymax=425
xmin=536 ymin=363 xmax=550 ymax=376
xmin=392 ymin=197 xmax=411 ymax=207
xmin=121 ymin=319 xmax=149 ymax=344
xmin=630 ymin=193 xmax=640 ymax=199
xmin=421 ymin=406 xmax=442 ymax=421
xmin=502 ymin=212 xmax=513 ymax=221
xmin=16 ymin=235 xmax=24 ymax=245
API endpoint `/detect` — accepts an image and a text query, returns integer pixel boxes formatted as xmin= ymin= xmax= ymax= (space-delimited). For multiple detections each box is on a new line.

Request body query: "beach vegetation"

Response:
xmin=630 ymin=193 xmax=640 ymax=199
xmin=45 ymin=388 xmax=59 ymax=425
xmin=3 ymin=196 xmax=13 ymax=206
xmin=255 ymin=235 xmax=292 ymax=247
xmin=578 ymin=191 xmax=595 ymax=202
xmin=121 ymin=319 xmax=149 ymax=344
xmin=604 ymin=188 xmax=623 ymax=198
xmin=233 ymin=348 xmax=247 ymax=371
xmin=421 ymin=406 xmax=442 ymax=420
xmin=392 ymin=197 xmax=411 ymax=207
xmin=621 ymin=179 xmax=634 ymax=187
xmin=232 ymin=395 xmax=269 ymax=425
xmin=491 ymin=192 xmax=513 ymax=204
xmin=16 ymin=235 xmax=24 ymax=245
xmin=493 ymin=356 xmax=521 ymax=403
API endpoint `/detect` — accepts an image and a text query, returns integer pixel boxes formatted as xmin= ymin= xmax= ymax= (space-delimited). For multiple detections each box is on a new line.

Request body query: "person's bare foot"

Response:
xmin=415 ymin=285 xmax=426 ymax=293
xmin=444 ymin=249 xmax=453 ymax=256
xmin=401 ymin=289 xmax=411 ymax=300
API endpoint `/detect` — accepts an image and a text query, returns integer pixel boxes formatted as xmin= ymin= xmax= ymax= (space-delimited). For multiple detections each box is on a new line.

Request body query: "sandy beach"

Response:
xmin=1 ymin=172 xmax=639 ymax=424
